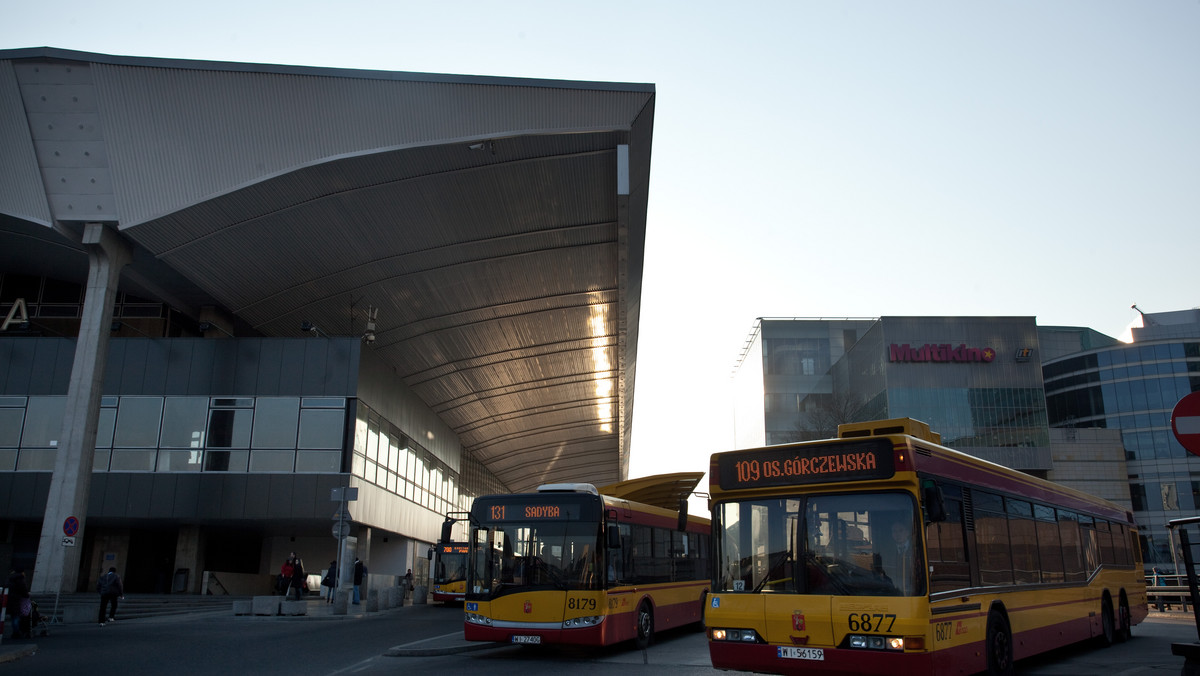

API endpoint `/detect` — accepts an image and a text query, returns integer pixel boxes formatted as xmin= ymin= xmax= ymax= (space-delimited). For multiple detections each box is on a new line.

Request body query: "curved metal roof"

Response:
xmin=597 ymin=472 xmax=705 ymax=511
xmin=0 ymin=48 xmax=653 ymax=493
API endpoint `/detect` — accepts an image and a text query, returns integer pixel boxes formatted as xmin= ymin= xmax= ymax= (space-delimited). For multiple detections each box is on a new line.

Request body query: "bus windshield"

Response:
xmin=435 ymin=546 xmax=468 ymax=585
xmin=469 ymin=520 xmax=602 ymax=599
xmin=714 ymin=491 xmax=924 ymax=597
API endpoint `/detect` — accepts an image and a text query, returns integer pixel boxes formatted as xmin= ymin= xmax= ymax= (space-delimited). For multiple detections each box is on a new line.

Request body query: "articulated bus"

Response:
xmin=705 ymin=418 xmax=1147 ymax=676
xmin=463 ymin=477 xmax=710 ymax=648
xmin=432 ymin=542 xmax=469 ymax=603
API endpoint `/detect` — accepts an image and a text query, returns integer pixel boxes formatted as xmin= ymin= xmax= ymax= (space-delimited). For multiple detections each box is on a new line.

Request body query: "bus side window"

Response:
xmin=927 ymin=496 xmax=970 ymax=593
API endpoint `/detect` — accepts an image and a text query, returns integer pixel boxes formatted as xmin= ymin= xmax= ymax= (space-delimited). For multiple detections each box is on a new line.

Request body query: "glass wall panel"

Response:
xmin=93 ymin=449 xmax=110 ymax=472
xmin=296 ymin=450 xmax=341 ymax=472
xmin=298 ymin=409 xmax=344 ymax=449
xmin=207 ymin=409 xmax=251 ymax=448
xmin=249 ymin=450 xmax=295 ymax=472
xmin=157 ymin=450 xmax=203 ymax=472
xmin=204 ymin=450 xmax=248 ymax=472
xmin=160 ymin=397 xmax=209 ymax=448
xmin=0 ymin=408 xmax=24 ymax=447
xmin=0 ymin=449 xmax=16 ymax=470
xmin=110 ymin=449 xmax=157 ymax=471
xmin=21 ymin=396 xmax=66 ymax=447
xmin=17 ymin=448 xmax=55 ymax=470
xmin=114 ymin=397 xmax=163 ymax=448
xmin=96 ymin=408 xmax=116 ymax=448
xmin=251 ymin=398 xmax=299 ymax=449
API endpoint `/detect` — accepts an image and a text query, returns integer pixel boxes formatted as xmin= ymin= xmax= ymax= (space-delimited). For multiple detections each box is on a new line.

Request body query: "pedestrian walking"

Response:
xmin=323 ymin=560 xmax=337 ymax=603
xmin=6 ymin=567 xmax=29 ymax=638
xmin=290 ymin=556 xmax=306 ymax=601
xmin=353 ymin=557 xmax=365 ymax=604
xmin=97 ymin=566 xmax=124 ymax=625
xmin=403 ymin=568 xmax=413 ymax=603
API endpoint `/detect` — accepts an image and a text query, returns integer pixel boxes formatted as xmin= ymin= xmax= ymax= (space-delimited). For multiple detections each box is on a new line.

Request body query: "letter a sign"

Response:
xmin=1172 ymin=392 xmax=1200 ymax=456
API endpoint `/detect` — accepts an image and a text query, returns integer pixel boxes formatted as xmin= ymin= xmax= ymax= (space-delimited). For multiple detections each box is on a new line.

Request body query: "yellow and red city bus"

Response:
xmin=432 ymin=542 xmax=469 ymax=603
xmin=463 ymin=477 xmax=710 ymax=647
xmin=705 ymin=418 xmax=1147 ymax=676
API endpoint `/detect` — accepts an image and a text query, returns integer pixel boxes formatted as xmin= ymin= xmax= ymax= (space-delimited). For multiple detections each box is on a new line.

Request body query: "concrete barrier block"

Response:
xmin=280 ymin=600 xmax=307 ymax=616
xmin=386 ymin=587 xmax=399 ymax=608
xmin=233 ymin=600 xmax=253 ymax=615
xmin=333 ymin=588 xmax=350 ymax=615
xmin=252 ymin=596 xmax=281 ymax=616
xmin=64 ymin=605 xmax=95 ymax=624
xmin=366 ymin=588 xmax=379 ymax=612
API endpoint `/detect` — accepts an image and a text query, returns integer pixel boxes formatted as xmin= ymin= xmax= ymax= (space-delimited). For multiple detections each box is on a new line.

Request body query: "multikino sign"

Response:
xmin=889 ymin=343 xmax=996 ymax=363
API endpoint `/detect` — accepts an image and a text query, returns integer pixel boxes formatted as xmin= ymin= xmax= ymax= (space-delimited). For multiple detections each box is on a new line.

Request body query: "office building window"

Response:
xmin=251 ymin=398 xmax=299 ymax=449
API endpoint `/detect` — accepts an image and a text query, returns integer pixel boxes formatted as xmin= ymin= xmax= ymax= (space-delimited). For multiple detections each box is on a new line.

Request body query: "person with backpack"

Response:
xmin=97 ymin=567 xmax=124 ymax=625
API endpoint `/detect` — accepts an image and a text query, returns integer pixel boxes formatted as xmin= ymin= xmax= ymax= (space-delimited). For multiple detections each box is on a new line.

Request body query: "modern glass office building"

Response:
xmin=1042 ymin=308 xmax=1200 ymax=570
xmin=735 ymin=316 xmax=1053 ymax=473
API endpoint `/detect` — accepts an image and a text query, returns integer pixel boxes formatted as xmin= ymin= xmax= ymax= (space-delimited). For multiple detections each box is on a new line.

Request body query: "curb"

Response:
xmin=0 ymin=643 xmax=37 ymax=664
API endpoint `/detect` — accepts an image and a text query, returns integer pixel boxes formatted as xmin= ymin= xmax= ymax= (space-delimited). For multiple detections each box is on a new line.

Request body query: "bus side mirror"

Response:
xmin=440 ymin=519 xmax=454 ymax=544
xmin=922 ymin=483 xmax=947 ymax=523
xmin=677 ymin=497 xmax=689 ymax=532
xmin=607 ymin=525 xmax=621 ymax=550
xmin=427 ymin=546 xmax=434 ymax=561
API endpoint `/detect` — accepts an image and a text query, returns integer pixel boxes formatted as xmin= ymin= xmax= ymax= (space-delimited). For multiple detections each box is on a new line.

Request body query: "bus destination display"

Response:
xmin=716 ymin=439 xmax=895 ymax=490
xmin=478 ymin=502 xmax=581 ymax=522
xmin=439 ymin=544 xmax=468 ymax=555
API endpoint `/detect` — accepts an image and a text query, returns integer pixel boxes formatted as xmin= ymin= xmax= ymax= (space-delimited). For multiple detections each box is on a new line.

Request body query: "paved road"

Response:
xmin=2 ymin=602 xmax=1197 ymax=675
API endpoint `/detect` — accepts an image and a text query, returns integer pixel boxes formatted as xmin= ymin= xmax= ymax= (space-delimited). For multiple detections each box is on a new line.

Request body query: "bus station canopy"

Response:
xmin=0 ymin=47 xmax=654 ymax=492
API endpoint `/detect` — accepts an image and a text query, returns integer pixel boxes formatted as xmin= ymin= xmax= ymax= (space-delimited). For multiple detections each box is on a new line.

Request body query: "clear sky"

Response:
xmin=5 ymin=1 xmax=1198 ymax=485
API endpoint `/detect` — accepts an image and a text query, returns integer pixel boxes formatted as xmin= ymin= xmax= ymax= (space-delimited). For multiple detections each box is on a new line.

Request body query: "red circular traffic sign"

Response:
xmin=1172 ymin=392 xmax=1200 ymax=456
xmin=63 ymin=516 xmax=79 ymax=536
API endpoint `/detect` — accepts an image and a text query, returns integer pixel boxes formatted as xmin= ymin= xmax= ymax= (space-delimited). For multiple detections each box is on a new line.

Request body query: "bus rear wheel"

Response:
xmin=635 ymin=602 xmax=654 ymax=650
xmin=986 ymin=608 xmax=1014 ymax=676
xmin=1117 ymin=594 xmax=1131 ymax=642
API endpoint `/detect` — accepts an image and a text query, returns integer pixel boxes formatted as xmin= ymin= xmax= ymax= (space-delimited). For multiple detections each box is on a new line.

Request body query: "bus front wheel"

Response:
xmin=1098 ymin=595 xmax=1115 ymax=647
xmin=635 ymin=602 xmax=654 ymax=650
xmin=986 ymin=608 xmax=1014 ymax=676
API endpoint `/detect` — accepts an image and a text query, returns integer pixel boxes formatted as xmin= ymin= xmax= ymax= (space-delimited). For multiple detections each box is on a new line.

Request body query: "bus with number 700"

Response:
xmin=463 ymin=474 xmax=711 ymax=648
xmin=704 ymin=417 xmax=1147 ymax=675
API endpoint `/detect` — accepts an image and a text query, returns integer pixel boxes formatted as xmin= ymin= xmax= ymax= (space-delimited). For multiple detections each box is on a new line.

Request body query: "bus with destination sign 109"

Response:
xmin=704 ymin=417 xmax=1147 ymax=676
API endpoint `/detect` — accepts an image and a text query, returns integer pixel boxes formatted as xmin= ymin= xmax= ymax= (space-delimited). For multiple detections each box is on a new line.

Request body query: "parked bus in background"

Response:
xmin=705 ymin=418 xmax=1147 ymax=676
xmin=432 ymin=541 xmax=469 ymax=603
xmin=464 ymin=474 xmax=710 ymax=648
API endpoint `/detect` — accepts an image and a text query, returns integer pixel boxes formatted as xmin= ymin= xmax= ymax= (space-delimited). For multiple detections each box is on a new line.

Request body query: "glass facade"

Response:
xmin=1044 ymin=339 xmax=1200 ymax=569
xmin=351 ymin=400 xmax=504 ymax=520
xmin=749 ymin=317 xmax=1051 ymax=471
xmin=0 ymin=395 xmax=347 ymax=474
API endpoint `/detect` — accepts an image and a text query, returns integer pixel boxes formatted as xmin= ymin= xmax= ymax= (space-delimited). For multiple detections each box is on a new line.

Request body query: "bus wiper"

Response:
xmin=753 ymin=552 xmax=792 ymax=593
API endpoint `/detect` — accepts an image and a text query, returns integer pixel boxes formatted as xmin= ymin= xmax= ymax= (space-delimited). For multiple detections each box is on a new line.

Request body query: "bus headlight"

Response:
xmin=562 ymin=616 xmax=603 ymax=628
xmin=710 ymin=628 xmax=761 ymax=643
xmin=848 ymin=634 xmax=903 ymax=651
xmin=464 ymin=612 xmax=493 ymax=626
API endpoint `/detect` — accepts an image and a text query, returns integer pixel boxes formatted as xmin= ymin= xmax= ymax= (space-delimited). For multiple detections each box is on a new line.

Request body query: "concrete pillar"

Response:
xmin=31 ymin=223 xmax=131 ymax=594
xmin=174 ymin=526 xmax=203 ymax=593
